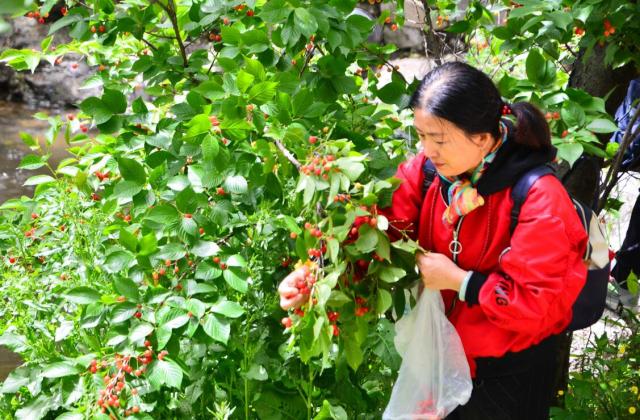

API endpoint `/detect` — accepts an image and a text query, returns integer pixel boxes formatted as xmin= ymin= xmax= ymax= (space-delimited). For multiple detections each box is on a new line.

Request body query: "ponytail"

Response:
xmin=508 ymin=102 xmax=552 ymax=152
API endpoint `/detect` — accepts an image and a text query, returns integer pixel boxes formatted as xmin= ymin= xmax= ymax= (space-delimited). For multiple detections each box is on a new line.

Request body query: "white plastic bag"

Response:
xmin=383 ymin=290 xmax=472 ymax=420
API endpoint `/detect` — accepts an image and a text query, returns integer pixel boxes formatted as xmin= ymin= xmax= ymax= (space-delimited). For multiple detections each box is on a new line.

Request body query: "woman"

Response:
xmin=279 ymin=62 xmax=588 ymax=419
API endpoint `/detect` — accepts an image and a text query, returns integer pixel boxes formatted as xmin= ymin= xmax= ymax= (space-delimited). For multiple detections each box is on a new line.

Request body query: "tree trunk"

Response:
xmin=551 ymin=44 xmax=638 ymax=406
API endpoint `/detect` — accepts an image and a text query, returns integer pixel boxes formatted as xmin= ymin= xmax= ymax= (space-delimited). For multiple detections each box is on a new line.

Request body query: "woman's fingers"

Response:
xmin=278 ymin=267 xmax=309 ymax=310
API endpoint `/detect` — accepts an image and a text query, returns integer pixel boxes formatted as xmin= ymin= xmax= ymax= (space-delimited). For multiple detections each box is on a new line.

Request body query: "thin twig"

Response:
xmin=207 ymin=49 xmax=220 ymax=74
xmin=144 ymin=31 xmax=177 ymax=40
xmin=564 ymin=43 xmax=578 ymax=58
xmin=299 ymin=46 xmax=315 ymax=78
xmin=274 ymin=140 xmax=301 ymax=169
xmin=420 ymin=0 xmax=442 ymax=66
xmin=597 ymin=102 xmax=640 ymax=212
xmin=141 ymin=38 xmax=158 ymax=52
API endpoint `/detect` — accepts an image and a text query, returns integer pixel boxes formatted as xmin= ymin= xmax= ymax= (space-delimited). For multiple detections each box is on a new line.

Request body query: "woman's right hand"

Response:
xmin=278 ymin=266 xmax=309 ymax=310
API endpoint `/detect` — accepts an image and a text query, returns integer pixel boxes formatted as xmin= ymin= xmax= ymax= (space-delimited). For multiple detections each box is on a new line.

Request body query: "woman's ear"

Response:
xmin=470 ymin=132 xmax=497 ymax=153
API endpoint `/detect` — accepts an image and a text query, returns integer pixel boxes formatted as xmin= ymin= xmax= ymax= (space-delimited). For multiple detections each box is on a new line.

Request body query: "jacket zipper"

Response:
xmin=446 ymin=216 xmax=464 ymax=316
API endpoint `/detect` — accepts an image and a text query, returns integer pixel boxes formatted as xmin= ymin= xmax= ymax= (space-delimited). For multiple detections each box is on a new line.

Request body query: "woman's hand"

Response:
xmin=278 ymin=266 xmax=310 ymax=310
xmin=416 ymin=252 xmax=468 ymax=291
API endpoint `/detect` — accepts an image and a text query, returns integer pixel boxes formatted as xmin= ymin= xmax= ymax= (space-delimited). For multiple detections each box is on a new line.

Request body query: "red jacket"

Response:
xmin=381 ymin=148 xmax=588 ymax=377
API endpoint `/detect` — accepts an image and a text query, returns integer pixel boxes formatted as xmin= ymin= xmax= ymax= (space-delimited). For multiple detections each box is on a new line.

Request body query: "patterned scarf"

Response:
xmin=441 ymin=121 xmax=508 ymax=225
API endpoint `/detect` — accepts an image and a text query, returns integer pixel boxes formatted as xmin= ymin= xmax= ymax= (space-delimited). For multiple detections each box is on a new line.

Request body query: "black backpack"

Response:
xmin=422 ymin=160 xmax=610 ymax=331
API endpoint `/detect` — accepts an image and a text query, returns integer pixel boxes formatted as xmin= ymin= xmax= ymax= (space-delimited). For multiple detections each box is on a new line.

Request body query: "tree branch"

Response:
xmin=419 ymin=0 xmax=442 ymax=66
xmin=274 ymin=140 xmax=301 ymax=169
xmin=157 ymin=0 xmax=188 ymax=67
xmin=597 ymin=102 xmax=640 ymax=212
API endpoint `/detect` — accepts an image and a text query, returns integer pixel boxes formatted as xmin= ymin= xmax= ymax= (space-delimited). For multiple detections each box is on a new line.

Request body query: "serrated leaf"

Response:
xmin=24 ymin=175 xmax=55 ymax=186
xmin=129 ymin=323 xmax=154 ymax=343
xmin=203 ymin=314 xmax=231 ymax=344
xmin=103 ymin=250 xmax=135 ymax=273
xmin=148 ymin=359 xmax=183 ymax=390
xmin=42 ymin=362 xmax=79 ymax=378
xmin=211 ymin=300 xmax=245 ymax=318
xmin=111 ymin=303 xmax=138 ymax=324
xmin=64 ymin=287 xmax=101 ymax=304
xmin=223 ymin=268 xmax=248 ymax=293
xmin=191 ymin=240 xmax=221 ymax=257
xmin=224 ymin=175 xmax=248 ymax=194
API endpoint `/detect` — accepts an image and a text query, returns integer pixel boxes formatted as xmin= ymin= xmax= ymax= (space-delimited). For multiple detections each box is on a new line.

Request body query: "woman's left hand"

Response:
xmin=416 ymin=252 xmax=468 ymax=292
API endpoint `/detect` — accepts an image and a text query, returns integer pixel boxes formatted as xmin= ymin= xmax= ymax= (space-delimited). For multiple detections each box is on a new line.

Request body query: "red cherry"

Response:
xmin=223 ymin=17 xmax=230 ymax=25
xmin=199 ymin=227 xmax=205 ymax=235
xmin=165 ymin=259 xmax=172 ymax=267
xmin=290 ymin=232 xmax=298 ymax=239
xmin=134 ymin=311 xmax=142 ymax=319
xmin=8 ymin=257 xmax=16 ymax=264
xmin=369 ymin=217 xmax=378 ymax=227
xmin=184 ymin=213 xmax=192 ymax=218
xmin=213 ymin=256 xmax=221 ymax=264
xmin=80 ymin=124 xmax=88 ymax=132
xmin=561 ymin=130 xmax=568 ymax=138
xmin=99 ymin=25 xmax=106 ymax=33
xmin=158 ymin=268 xmax=166 ymax=276
xmin=220 ymin=263 xmax=227 ymax=270
xmin=332 ymin=324 xmax=339 ymax=336
xmin=308 ymin=136 xmax=318 ymax=144
xmin=216 ymin=187 xmax=226 ymax=195
xmin=390 ymin=23 xmax=398 ymax=31
xmin=246 ymin=9 xmax=254 ymax=17
xmin=144 ymin=340 xmax=151 ymax=347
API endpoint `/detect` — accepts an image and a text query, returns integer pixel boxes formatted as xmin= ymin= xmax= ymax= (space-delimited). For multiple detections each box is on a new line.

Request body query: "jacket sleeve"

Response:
xmin=378 ymin=153 xmax=426 ymax=242
xmin=464 ymin=176 xmax=589 ymax=333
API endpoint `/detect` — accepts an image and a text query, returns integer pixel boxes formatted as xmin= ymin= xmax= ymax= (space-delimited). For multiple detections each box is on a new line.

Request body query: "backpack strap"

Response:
xmin=422 ymin=159 xmax=437 ymax=197
xmin=509 ymin=164 xmax=556 ymax=235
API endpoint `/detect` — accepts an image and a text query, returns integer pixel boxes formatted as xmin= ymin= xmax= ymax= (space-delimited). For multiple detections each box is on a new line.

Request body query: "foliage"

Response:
xmin=0 ymin=0 xmax=635 ymax=419
xmin=551 ymin=314 xmax=640 ymax=420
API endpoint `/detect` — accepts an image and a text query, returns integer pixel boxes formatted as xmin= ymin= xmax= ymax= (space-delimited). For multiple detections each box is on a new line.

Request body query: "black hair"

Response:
xmin=410 ymin=61 xmax=551 ymax=151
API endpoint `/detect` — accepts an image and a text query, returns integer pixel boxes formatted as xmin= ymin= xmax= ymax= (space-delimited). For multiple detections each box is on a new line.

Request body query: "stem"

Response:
xmin=307 ymin=364 xmax=314 ymax=420
xmin=274 ymin=139 xmax=301 ymax=169
xmin=420 ymin=0 xmax=442 ymax=65
xmin=597 ymin=102 xmax=640 ymax=212
xmin=157 ymin=0 xmax=188 ymax=67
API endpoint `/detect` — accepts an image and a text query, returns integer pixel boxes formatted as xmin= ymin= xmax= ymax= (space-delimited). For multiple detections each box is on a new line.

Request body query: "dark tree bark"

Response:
xmin=551 ymin=44 xmax=638 ymax=406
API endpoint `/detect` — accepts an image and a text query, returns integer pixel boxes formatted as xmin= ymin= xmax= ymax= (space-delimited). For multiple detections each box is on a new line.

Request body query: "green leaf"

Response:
xmin=203 ymin=314 xmax=231 ymax=344
xmin=586 ymin=118 xmax=618 ymax=133
xmin=355 ymin=226 xmax=378 ymax=253
xmin=103 ymin=88 xmax=127 ymax=114
xmin=315 ymin=400 xmax=348 ymax=420
xmin=23 ymin=175 xmax=55 ymax=186
xmin=18 ymin=154 xmax=46 ymax=170
xmin=117 ymin=157 xmax=146 ymax=184
xmin=378 ymin=266 xmax=406 ymax=283
xmin=202 ymin=134 xmax=220 ymax=162
xmin=248 ymin=81 xmax=278 ymax=103
xmin=294 ymin=8 xmax=318 ymax=37
xmin=211 ymin=300 xmax=245 ymax=318
xmin=344 ymin=336 xmax=363 ymax=371
xmin=525 ymin=49 xmax=556 ymax=87
xmin=146 ymin=205 xmax=180 ymax=225
xmin=129 ymin=323 xmax=154 ymax=343
xmin=42 ymin=362 xmax=79 ymax=378
xmin=224 ymin=175 xmax=248 ymax=194
xmin=556 ymin=142 xmax=584 ymax=166
xmin=139 ymin=233 xmax=158 ymax=256
xmin=157 ymin=243 xmax=186 ymax=260
xmin=236 ymin=70 xmax=255 ymax=93
xmin=64 ymin=287 xmax=101 ymax=304
xmin=112 ymin=180 xmax=143 ymax=200
xmin=260 ymin=0 xmax=291 ymax=23
xmin=111 ymin=303 xmax=138 ymax=324
xmin=80 ymin=96 xmax=112 ymax=124
xmin=223 ymin=268 xmax=248 ymax=293
xmin=191 ymin=240 xmax=221 ymax=257
xmin=148 ymin=359 xmax=183 ymax=390
xmin=114 ymin=277 xmax=139 ymax=301
xmin=160 ymin=309 xmax=190 ymax=329
xmin=103 ymin=250 xmax=135 ymax=273
xmin=1 ymin=368 xmax=29 ymax=393
xmin=376 ymin=289 xmax=392 ymax=314
xmin=15 ymin=395 xmax=52 ymax=420
xmin=119 ymin=228 xmax=138 ymax=253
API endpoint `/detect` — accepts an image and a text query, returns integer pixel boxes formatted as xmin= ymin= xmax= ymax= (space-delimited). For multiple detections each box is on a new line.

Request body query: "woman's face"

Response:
xmin=413 ymin=108 xmax=495 ymax=178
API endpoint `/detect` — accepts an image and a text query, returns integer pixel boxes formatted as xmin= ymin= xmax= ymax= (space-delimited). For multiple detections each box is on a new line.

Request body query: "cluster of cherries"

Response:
xmin=300 ymin=150 xmax=337 ymax=180
xmin=603 ymin=19 xmax=616 ymax=37
xmin=89 ymin=351 xmax=148 ymax=416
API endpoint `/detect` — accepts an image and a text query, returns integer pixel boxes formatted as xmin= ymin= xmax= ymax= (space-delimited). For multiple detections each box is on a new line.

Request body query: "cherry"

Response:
xmin=220 ymin=263 xmax=227 ymax=270
xmin=31 ymin=212 xmax=38 ymax=219
xmin=216 ymin=187 xmax=226 ymax=195
xmin=290 ymin=232 xmax=298 ymax=239
xmin=80 ymin=123 xmax=88 ymax=132
xmin=213 ymin=256 xmax=221 ymax=264
xmin=91 ymin=193 xmax=101 ymax=201
xmin=246 ymin=9 xmax=254 ymax=17
xmin=384 ymin=17 xmax=392 ymax=24
xmin=152 ymin=272 xmax=159 ymax=281
xmin=144 ymin=340 xmax=151 ymax=347
xmin=99 ymin=25 xmax=106 ymax=33
xmin=165 ymin=259 xmax=172 ymax=267
xmin=116 ymin=296 xmax=126 ymax=302
xmin=308 ymin=135 xmax=318 ymax=144
xmin=369 ymin=217 xmax=377 ymax=227
xmin=332 ymin=324 xmax=339 ymax=336
xmin=291 ymin=59 xmax=297 ymax=66
xmin=91 ymin=26 xmax=97 ymax=33
xmin=199 ymin=227 xmax=205 ymax=235
xmin=561 ymin=130 xmax=568 ymax=138
xmin=134 ymin=311 xmax=142 ymax=319
xmin=223 ymin=17 xmax=230 ymax=25
xmin=158 ymin=268 xmax=166 ymax=276
xmin=184 ymin=213 xmax=192 ymax=218
xmin=8 ymin=257 xmax=16 ymax=264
